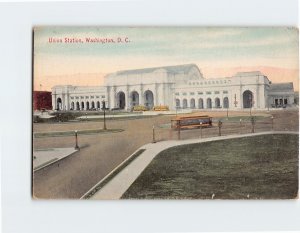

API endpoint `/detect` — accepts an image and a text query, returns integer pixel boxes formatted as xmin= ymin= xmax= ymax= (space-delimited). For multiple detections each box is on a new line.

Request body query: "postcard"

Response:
xmin=32 ymin=27 xmax=299 ymax=199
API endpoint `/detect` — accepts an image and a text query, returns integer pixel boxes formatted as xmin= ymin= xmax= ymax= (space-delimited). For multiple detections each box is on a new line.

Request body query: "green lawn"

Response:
xmin=217 ymin=115 xmax=267 ymax=122
xmin=34 ymin=128 xmax=123 ymax=138
xmin=122 ymin=134 xmax=299 ymax=199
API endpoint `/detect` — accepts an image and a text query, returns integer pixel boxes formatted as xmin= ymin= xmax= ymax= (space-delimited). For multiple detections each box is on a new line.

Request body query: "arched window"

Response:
xmin=182 ymin=99 xmax=188 ymax=109
xmin=56 ymin=98 xmax=62 ymax=110
xmin=144 ymin=90 xmax=154 ymax=109
xmin=215 ymin=98 xmax=221 ymax=108
xmin=243 ymin=90 xmax=253 ymax=108
xmin=117 ymin=91 xmax=126 ymax=109
xmin=198 ymin=98 xmax=204 ymax=109
xmin=130 ymin=91 xmax=139 ymax=107
xmin=190 ymin=98 xmax=195 ymax=108
xmin=206 ymin=98 xmax=212 ymax=109
xmin=176 ymin=99 xmax=180 ymax=108
xmin=223 ymin=97 xmax=229 ymax=108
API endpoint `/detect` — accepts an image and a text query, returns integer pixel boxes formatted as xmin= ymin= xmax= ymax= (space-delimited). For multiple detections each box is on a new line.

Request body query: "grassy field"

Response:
xmin=122 ymin=134 xmax=299 ymax=199
xmin=34 ymin=128 xmax=123 ymax=138
xmin=217 ymin=115 xmax=267 ymax=122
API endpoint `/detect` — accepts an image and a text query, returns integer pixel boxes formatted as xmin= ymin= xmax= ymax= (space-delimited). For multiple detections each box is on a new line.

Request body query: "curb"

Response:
xmin=33 ymin=149 xmax=79 ymax=172
xmin=80 ymin=148 xmax=146 ymax=199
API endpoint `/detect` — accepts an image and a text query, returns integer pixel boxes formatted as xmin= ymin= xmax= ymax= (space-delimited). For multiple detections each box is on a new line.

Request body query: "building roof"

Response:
xmin=234 ymin=71 xmax=264 ymax=77
xmin=115 ymin=64 xmax=199 ymax=75
xmin=269 ymin=82 xmax=294 ymax=92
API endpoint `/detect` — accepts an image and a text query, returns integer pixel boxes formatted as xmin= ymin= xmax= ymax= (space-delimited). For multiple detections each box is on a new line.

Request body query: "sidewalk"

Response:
xmin=86 ymin=131 xmax=298 ymax=200
xmin=76 ymin=109 xmax=193 ymax=119
xmin=33 ymin=147 xmax=78 ymax=171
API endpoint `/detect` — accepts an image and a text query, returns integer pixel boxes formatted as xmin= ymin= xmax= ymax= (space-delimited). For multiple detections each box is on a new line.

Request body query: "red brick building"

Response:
xmin=33 ymin=91 xmax=52 ymax=110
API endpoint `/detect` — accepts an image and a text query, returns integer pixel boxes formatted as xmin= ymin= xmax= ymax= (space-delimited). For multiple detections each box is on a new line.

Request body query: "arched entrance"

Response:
xmin=182 ymin=99 xmax=188 ymax=109
xmin=130 ymin=91 xmax=139 ymax=107
xmin=207 ymin=98 xmax=212 ymax=109
xmin=223 ymin=97 xmax=229 ymax=109
xmin=215 ymin=97 xmax=221 ymax=108
xmin=71 ymin=102 xmax=75 ymax=110
xmin=57 ymin=98 xmax=62 ymax=110
xmin=91 ymin=101 xmax=95 ymax=109
xmin=86 ymin=101 xmax=90 ymax=110
xmin=76 ymin=102 xmax=80 ymax=110
xmin=144 ymin=90 xmax=154 ymax=109
xmin=190 ymin=98 xmax=195 ymax=108
xmin=243 ymin=90 xmax=253 ymax=108
xmin=97 ymin=101 xmax=100 ymax=109
xmin=81 ymin=102 xmax=84 ymax=110
xmin=176 ymin=99 xmax=180 ymax=108
xmin=198 ymin=98 xmax=204 ymax=109
xmin=117 ymin=91 xmax=126 ymax=109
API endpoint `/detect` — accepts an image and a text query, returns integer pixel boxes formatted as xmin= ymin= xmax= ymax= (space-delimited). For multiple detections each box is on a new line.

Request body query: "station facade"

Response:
xmin=51 ymin=64 xmax=295 ymax=111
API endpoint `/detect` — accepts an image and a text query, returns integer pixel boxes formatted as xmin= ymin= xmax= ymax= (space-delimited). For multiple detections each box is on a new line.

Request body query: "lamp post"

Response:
xmin=174 ymin=97 xmax=178 ymax=116
xmin=218 ymin=120 xmax=222 ymax=136
xmin=226 ymin=106 xmax=229 ymax=119
xmin=152 ymin=125 xmax=156 ymax=143
xmin=200 ymin=122 xmax=203 ymax=138
xmin=251 ymin=116 xmax=255 ymax=133
xmin=102 ymin=100 xmax=107 ymax=130
xmin=249 ymin=95 xmax=253 ymax=116
xmin=177 ymin=120 xmax=181 ymax=140
xmin=240 ymin=118 xmax=242 ymax=134
xmin=271 ymin=116 xmax=274 ymax=131
xmin=74 ymin=130 xmax=79 ymax=150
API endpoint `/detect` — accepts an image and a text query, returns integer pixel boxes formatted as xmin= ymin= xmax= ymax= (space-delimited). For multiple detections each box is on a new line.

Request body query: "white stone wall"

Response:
xmin=51 ymin=65 xmax=294 ymax=111
xmin=52 ymin=85 xmax=106 ymax=110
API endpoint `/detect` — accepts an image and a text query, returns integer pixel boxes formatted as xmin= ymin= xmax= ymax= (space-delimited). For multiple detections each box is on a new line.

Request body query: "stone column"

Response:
xmin=52 ymin=91 xmax=56 ymax=110
xmin=256 ymin=77 xmax=260 ymax=108
xmin=155 ymin=83 xmax=158 ymax=106
xmin=126 ymin=85 xmax=130 ymax=110
xmin=239 ymin=82 xmax=243 ymax=109
xmin=140 ymin=84 xmax=144 ymax=106
xmin=162 ymin=83 xmax=166 ymax=105
xmin=106 ymin=86 xmax=111 ymax=109
xmin=61 ymin=94 xmax=65 ymax=111
xmin=66 ymin=90 xmax=70 ymax=111
xmin=112 ymin=86 xmax=116 ymax=109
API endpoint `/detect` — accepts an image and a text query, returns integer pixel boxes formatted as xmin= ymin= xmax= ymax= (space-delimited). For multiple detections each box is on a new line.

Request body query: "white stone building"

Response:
xmin=51 ymin=64 xmax=295 ymax=111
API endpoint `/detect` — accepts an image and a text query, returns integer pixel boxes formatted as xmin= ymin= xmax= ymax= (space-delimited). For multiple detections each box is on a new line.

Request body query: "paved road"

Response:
xmin=33 ymin=115 xmax=169 ymax=199
xmin=33 ymin=109 xmax=299 ymax=199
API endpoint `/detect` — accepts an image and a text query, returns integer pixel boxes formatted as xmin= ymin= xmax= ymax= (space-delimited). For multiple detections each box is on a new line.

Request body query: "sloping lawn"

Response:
xmin=122 ymin=134 xmax=298 ymax=199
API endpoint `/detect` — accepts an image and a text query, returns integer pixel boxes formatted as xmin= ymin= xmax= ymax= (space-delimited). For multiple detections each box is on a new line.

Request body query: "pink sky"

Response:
xmin=34 ymin=66 xmax=299 ymax=92
xmin=34 ymin=27 xmax=299 ymax=91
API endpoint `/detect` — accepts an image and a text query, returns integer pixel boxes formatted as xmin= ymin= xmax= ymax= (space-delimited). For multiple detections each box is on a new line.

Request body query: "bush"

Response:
xmin=153 ymin=105 xmax=169 ymax=111
xmin=133 ymin=105 xmax=148 ymax=111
